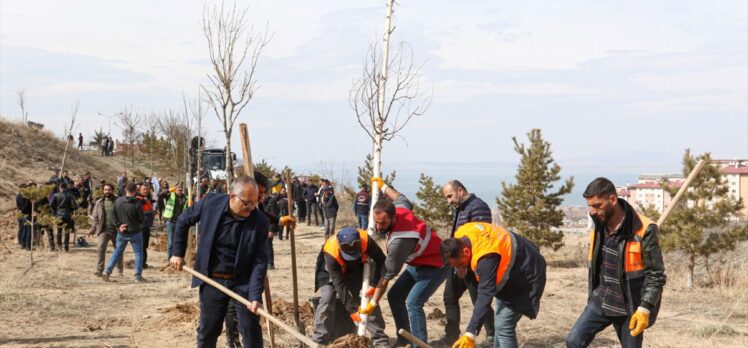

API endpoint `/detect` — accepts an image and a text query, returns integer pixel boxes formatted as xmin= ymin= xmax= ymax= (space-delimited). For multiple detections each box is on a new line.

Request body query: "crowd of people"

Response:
xmin=14 ymin=165 xmax=664 ymax=348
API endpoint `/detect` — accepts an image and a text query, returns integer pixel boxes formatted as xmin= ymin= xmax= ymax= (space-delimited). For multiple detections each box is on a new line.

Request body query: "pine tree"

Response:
xmin=642 ymin=150 xmax=746 ymax=289
xmin=357 ymin=153 xmax=396 ymax=189
xmin=413 ymin=173 xmax=451 ymax=234
xmin=254 ymin=159 xmax=277 ymax=179
xmin=497 ymin=129 xmax=574 ymax=251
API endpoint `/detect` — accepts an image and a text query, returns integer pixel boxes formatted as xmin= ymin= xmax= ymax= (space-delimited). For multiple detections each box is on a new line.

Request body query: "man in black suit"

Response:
xmin=170 ymin=176 xmax=270 ymax=348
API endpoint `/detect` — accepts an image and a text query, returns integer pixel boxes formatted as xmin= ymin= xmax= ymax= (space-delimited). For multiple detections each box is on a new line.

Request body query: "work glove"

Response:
xmin=452 ymin=333 xmax=475 ymax=348
xmin=279 ymin=215 xmax=296 ymax=229
xmin=629 ymin=307 xmax=650 ymax=336
xmin=370 ymin=177 xmax=384 ymax=190
xmin=358 ymin=301 xmax=377 ymax=315
xmin=350 ymin=312 xmax=362 ymax=324
xmin=362 ymin=287 xmax=376 ymax=298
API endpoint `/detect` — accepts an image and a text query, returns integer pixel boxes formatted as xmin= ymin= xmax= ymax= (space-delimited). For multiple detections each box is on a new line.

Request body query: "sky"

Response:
xmin=1 ymin=1 xmax=747 ymax=203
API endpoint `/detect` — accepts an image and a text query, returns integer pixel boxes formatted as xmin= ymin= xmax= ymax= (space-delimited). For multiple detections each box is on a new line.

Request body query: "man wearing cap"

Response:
xmin=314 ymin=227 xmax=389 ymax=347
xmin=360 ymin=177 xmax=448 ymax=347
xmin=441 ymin=222 xmax=547 ymax=348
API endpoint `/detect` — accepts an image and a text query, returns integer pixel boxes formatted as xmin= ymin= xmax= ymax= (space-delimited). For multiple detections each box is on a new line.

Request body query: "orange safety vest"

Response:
xmin=322 ymin=229 xmax=369 ymax=274
xmin=455 ymin=222 xmax=516 ymax=291
xmin=588 ymin=213 xmax=654 ymax=278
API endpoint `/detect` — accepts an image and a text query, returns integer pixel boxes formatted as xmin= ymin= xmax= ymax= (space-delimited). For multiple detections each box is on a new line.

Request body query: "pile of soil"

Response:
xmin=81 ymin=317 xmax=132 ymax=332
xmin=328 ymin=334 xmax=371 ymax=348
xmin=155 ymin=302 xmax=200 ymax=327
xmin=427 ymin=308 xmax=445 ymax=319
xmin=268 ymin=299 xmax=315 ymax=329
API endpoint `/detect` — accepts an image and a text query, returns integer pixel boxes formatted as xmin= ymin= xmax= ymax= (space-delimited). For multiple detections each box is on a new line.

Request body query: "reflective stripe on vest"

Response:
xmin=588 ymin=212 xmax=654 ymax=279
xmin=163 ymin=193 xmax=177 ymax=219
xmin=322 ymin=229 xmax=369 ymax=274
xmin=386 ymin=207 xmax=443 ymax=268
xmin=455 ymin=222 xmax=517 ymax=292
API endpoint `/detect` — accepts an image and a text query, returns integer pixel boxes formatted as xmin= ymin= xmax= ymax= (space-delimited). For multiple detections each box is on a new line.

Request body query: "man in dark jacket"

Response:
xmin=566 ymin=178 xmax=666 ymax=348
xmin=320 ymin=188 xmax=338 ymax=239
xmin=51 ymin=182 xmax=78 ymax=252
xmin=292 ymin=177 xmax=306 ymax=222
xmin=319 ymin=227 xmax=389 ymax=347
xmin=88 ymin=183 xmax=123 ymax=276
xmin=103 ymin=182 xmax=145 ymax=282
xmin=440 ymin=180 xmax=495 ymax=344
xmin=304 ymin=182 xmax=320 ymax=226
xmin=170 ymin=176 xmax=270 ymax=348
xmin=16 ymin=183 xmax=32 ymax=250
xmin=442 ymin=222 xmax=546 ymax=348
xmin=354 ymin=185 xmax=371 ymax=230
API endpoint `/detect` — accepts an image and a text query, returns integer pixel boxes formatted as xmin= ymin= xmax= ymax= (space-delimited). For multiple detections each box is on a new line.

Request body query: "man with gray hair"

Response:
xmin=439 ymin=179 xmax=496 ymax=345
xmin=171 ymin=176 xmax=270 ymax=348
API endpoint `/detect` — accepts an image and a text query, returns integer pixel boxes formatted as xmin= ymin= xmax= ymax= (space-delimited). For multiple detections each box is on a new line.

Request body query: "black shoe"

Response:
xmin=143 ymin=263 xmax=149 ymax=269
xmin=94 ymin=271 xmax=102 ymax=277
xmin=134 ymin=276 xmax=147 ymax=283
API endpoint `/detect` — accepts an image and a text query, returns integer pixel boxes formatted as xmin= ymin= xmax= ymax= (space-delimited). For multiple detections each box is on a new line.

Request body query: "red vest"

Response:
xmin=387 ymin=207 xmax=443 ymax=268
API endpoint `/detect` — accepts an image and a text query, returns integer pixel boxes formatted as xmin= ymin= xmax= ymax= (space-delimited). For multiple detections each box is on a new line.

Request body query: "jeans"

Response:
xmin=97 ymin=232 xmax=123 ymax=273
xmin=357 ymin=214 xmax=368 ymax=230
xmin=493 ymin=300 xmax=522 ymax=348
xmin=444 ymin=266 xmax=495 ymax=340
xmin=204 ymin=279 xmax=261 ymax=348
xmin=566 ymin=300 xmax=643 ymax=348
xmin=388 ymin=265 xmax=449 ymax=347
xmin=105 ymin=231 xmax=144 ymax=278
xmin=166 ymin=221 xmax=176 ymax=260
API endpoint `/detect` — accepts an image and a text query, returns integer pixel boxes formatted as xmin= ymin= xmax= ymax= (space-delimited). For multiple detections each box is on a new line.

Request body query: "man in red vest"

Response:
xmin=359 ymin=177 xmax=448 ymax=347
xmin=566 ymin=178 xmax=666 ymax=348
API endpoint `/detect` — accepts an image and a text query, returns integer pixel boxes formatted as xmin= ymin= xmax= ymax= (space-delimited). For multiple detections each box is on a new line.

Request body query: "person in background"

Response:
xmin=137 ymin=182 xmax=155 ymax=269
xmin=354 ymin=184 xmax=371 ymax=230
xmin=305 ymin=181 xmax=320 ymax=226
xmin=103 ymin=182 xmax=145 ymax=282
xmin=88 ymin=183 xmax=123 ymax=277
xmin=320 ymin=187 xmax=338 ymax=240
xmin=160 ymin=183 xmax=187 ymax=261
xmin=51 ymin=182 xmax=78 ymax=252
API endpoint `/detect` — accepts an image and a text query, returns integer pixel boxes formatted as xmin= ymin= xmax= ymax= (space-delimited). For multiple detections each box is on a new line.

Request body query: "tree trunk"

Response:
xmin=687 ymin=254 xmax=695 ymax=289
xmin=225 ymin=135 xmax=233 ymax=187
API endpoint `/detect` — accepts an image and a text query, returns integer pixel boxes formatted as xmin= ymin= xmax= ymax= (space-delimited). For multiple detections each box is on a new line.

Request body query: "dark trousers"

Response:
xmin=17 ymin=217 xmax=24 ymax=245
xmin=444 ymin=266 xmax=495 ymax=340
xmin=199 ymin=279 xmax=262 ymax=348
xmin=141 ymin=227 xmax=151 ymax=266
xmin=20 ymin=224 xmax=32 ymax=250
xmin=267 ymin=237 xmax=274 ymax=267
xmin=566 ymin=300 xmax=643 ymax=348
xmin=56 ymin=217 xmax=74 ymax=251
xmin=306 ymin=201 xmax=319 ymax=225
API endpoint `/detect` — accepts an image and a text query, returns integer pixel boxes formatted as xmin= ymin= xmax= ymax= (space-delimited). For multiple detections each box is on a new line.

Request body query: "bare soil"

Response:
xmin=1 ymin=220 xmax=747 ymax=347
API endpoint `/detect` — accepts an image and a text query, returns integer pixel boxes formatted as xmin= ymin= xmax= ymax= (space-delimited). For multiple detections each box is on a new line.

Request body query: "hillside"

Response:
xmin=0 ymin=118 xmax=126 ymax=211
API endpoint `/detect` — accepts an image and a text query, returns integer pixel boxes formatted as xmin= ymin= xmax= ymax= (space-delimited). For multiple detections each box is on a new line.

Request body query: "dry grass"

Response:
xmin=1 ymin=219 xmax=746 ymax=347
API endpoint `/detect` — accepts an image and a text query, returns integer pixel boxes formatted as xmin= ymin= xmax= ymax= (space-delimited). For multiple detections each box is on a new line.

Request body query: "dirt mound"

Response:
xmin=155 ymin=302 xmax=200 ymax=327
xmin=427 ymin=307 xmax=445 ymax=319
xmin=329 ymin=334 xmax=371 ymax=348
xmin=269 ymin=299 xmax=315 ymax=329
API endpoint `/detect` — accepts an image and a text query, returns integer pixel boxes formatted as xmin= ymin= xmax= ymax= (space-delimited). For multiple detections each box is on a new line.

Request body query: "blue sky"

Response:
xmin=1 ymin=1 xmax=746 ymax=199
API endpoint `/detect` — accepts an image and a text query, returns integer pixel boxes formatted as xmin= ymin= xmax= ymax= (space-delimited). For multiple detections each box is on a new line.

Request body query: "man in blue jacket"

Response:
xmin=170 ymin=176 xmax=270 ymax=348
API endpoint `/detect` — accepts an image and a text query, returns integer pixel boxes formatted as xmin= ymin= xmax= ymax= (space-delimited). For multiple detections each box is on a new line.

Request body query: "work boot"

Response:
xmin=93 ymin=271 xmax=102 ymax=277
xmin=102 ymin=273 xmax=110 ymax=282
xmin=134 ymin=276 xmax=147 ymax=283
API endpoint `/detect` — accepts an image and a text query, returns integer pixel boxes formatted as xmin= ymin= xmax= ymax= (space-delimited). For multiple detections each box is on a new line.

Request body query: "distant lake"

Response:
xmin=293 ymin=161 xmax=654 ymax=207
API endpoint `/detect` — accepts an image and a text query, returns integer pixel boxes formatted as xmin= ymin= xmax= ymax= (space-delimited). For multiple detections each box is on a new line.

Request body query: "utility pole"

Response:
xmin=97 ymin=111 xmax=116 ymax=135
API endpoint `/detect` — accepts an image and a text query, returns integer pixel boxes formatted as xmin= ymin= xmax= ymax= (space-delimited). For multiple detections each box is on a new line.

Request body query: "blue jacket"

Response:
xmin=451 ymin=194 xmax=492 ymax=236
xmin=173 ymin=193 xmax=270 ymax=302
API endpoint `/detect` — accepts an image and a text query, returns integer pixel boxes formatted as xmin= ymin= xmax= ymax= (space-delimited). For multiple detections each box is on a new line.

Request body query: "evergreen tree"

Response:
xmin=497 ymin=129 xmax=574 ymax=251
xmin=642 ymin=150 xmax=746 ymax=289
xmin=413 ymin=173 xmax=451 ymax=234
xmin=357 ymin=153 xmax=396 ymax=189
xmin=254 ymin=159 xmax=277 ymax=179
